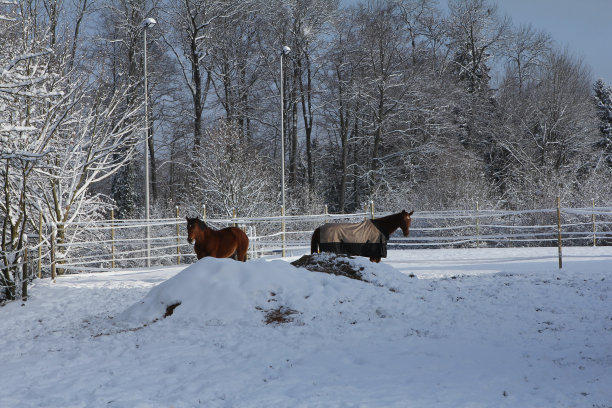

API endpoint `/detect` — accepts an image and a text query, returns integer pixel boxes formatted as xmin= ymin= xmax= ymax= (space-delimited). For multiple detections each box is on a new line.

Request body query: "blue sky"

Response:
xmin=341 ymin=0 xmax=612 ymax=85
xmin=496 ymin=0 xmax=612 ymax=85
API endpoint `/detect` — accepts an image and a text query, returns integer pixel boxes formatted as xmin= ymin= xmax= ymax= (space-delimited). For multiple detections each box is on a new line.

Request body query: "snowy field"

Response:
xmin=1 ymin=247 xmax=611 ymax=408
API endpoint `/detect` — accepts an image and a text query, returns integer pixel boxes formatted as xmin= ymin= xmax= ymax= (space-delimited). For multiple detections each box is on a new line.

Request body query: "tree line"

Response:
xmin=2 ymin=0 xmax=612 ymax=299
xmin=110 ymin=0 xmax=611 ymax=217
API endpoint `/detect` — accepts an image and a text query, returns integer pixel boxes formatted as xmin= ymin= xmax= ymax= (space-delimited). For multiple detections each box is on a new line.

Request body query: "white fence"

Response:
xmin=18 ymin=204 xmax=612 ymax=277
xmin=3 ymin=203 xmax=612 ymax=301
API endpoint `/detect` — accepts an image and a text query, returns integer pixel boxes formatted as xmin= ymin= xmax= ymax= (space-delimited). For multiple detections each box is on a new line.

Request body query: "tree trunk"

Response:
xmin=21 ymin=247 xmax=28 ymax=301
xmin=299 ymin=53 xmax=314 ymax=189
xmin=339 ymin=116 xmax=349 ymax=212
xmin=289 ymin=60 xmax=299 ymax=188
xmin=191 ymin=33 xmax=204 ymax=151
xmin=370 ymin=87 xmax=385 ymax=192
xmin=147 ymin=97 xmax=157 ymax=202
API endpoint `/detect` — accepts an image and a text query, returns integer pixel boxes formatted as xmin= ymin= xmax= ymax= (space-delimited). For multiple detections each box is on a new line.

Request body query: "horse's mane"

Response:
xmin=197 ymin=218 xmax=209 ymax=230
xmin=374 ymin=212 xmax=403 ymax=228
xmin=375 ymin=212 xmax=403 ymax=224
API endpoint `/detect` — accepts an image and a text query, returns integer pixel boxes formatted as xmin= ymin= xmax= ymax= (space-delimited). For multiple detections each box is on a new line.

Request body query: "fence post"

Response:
xmin=592 ymin=198 xmax=596 ymax=247
xmin=110 ymin=209 xmax=116 ymax=269
xmin=232 ymin=208 xmax=237 ymax=228
xmin=370 ymin=200 xmax=375 ymax=219
xmin=557 ymin=197 xmax=562 ymax=269
xmin=50 ymin=225 xmax=57 ymax=282
xmin=476 ymin=201 xmax=480 ymax=248
xmin=249 ymin=225 xmax=258 ymax=259
xmin=21 ymin=247 xmax=28 ymax=301
xmin=202 ymin=204 xmax=207 ymax=221
xmin=38 ymin=212 xmax=42 ymax=279
xmin=364 ymin=203 xmax=368 ymax=220
xmin=281 ymin=205 xmax=286 ymax=257
xmin=176 ymin=206 xmax=181 ymax=265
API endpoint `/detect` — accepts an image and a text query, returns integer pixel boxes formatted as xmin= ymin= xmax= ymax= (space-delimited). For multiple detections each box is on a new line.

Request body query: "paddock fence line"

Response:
xmin=4 ymin=200 xmax=612 ymax=300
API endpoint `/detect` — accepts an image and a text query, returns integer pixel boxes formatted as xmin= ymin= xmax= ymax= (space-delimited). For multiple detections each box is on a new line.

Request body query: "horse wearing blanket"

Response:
xmin=311 ymin=210 xmax=413 ymax=262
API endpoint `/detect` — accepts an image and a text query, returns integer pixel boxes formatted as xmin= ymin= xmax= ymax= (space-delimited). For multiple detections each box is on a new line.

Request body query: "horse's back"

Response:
xmin=319 ymin=220 xmax=383 ymax=244
xmin=317 ymin=220 xmax=386 ymax=258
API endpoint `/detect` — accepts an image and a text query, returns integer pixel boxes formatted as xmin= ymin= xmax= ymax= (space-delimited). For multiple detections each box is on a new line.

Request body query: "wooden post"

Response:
xmin=50 ymin=225 xmax=57 ymax=282
xmin=364 ymin=203 xmax=368 ymax=220
xmin=592 ymin=198 xmax=596 ymax=247
xmin=202 ymin=204 xmax=207 ymax=220
xmin=476 ymin=201 xmax=480 ymax=248
xmin=21 ymin=247 xmax=28 ymax=301
xmin=323 ymin=204 xmax=329 ymax=225
xmin=38 ymin=212 xmax=42 ymax=279
xmin=232 ymin=208 xmax=237 ymax=228
xmin=56 ymin=223 xmax=64 ymax=276
xmin=110 ymin=209 xmax=116 ymax=269
xmin=176 ymin=206 xmax=181 ymax=265
xmin=370 ymin=200 xmax=375 ymax=219
xmin=281 ymin=205 xmax=286 ymax=257
xmin=557 ymin=197 xmax=562 ymax=269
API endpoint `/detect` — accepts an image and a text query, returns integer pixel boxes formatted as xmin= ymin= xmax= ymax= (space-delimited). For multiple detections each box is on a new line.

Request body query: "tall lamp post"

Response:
xmin=143 ymin=17 xmax=156 ymax=267
xmin=280 ymin=45 xmax=290 ymax=257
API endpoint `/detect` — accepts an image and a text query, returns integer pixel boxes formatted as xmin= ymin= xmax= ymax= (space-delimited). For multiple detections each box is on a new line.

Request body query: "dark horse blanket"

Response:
xmin=319 ymin=219 xmax=387 ymax=258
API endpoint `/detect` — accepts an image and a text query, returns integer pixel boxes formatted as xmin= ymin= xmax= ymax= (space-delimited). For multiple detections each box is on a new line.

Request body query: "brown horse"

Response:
xmin=186 ymin=217 xmax=249 ymax=262
xmin=311 ymin=210 xmax=414 ymax=263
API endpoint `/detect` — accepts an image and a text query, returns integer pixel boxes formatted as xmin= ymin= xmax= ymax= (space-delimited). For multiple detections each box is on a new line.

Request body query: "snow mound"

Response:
xmin=118 ymin=256 xmax=413 ymax=327
xmin=292 ymin=252 xmax=413 ymax=291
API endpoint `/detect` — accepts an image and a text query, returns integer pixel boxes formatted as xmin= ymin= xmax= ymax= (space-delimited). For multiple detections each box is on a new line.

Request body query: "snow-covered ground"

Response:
xmin=1 ymin=247 xmax=611 ymax=407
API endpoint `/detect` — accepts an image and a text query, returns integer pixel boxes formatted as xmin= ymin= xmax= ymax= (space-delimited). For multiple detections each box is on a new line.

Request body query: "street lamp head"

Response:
xmin=282 ymin=46 xmax=291 ymax=55
xmin=143 ymin=17 xmax=157 ymax=28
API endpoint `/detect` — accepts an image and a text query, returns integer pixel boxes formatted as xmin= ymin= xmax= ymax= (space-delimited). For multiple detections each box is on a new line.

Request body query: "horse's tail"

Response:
xmin=236 ymin=228 xmax=249 ymax=262
xmin=311 ymin=227 xmax=320 ymax=254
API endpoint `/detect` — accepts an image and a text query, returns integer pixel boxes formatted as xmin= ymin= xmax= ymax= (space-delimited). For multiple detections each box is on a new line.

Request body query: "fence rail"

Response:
xmin=3 ymin=201 xmax=612 ymax=302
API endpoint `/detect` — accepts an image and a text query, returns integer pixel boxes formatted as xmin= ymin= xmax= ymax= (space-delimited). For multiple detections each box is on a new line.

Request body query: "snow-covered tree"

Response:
xmin=0 ymin=0 xmax=62 ymax=300
xmin=189 ymin=121 xmax=277 ymax=217
xmin=34 ymin=83 xmax=140 ymax=264
xmin=448 ymin=0 xmax=509 ymax=94
xmin=1 ymin=0 xmax=141 ymax=300
xmin=593 ymin=79 xmax=612 ymax=168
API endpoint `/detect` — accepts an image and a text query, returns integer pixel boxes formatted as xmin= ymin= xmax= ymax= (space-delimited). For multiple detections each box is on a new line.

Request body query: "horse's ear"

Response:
xmin=408 ymin=210 xmax=414 ymax=216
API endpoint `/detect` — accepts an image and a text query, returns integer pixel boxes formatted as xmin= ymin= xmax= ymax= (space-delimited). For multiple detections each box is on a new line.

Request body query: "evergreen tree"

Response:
xmin=593 ymin=79 xmax=612 ymax=167
xmin=112 ymin=162 xmax=138 ymax=219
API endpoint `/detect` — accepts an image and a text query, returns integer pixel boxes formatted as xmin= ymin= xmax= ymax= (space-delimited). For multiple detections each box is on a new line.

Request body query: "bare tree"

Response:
xmin=320 ymin=7 xmax=363 ymax=212
xmin=495 ymin=48 xmax=598 ymax=207
xmin=162 ymin=0 xmax=217 ymax=150
xmin=502 ymin=23 xmax=551 ymax=93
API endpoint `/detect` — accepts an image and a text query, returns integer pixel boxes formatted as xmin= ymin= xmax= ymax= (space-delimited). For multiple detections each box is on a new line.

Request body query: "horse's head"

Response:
xmin=186 ymin=216 xmax=203 ymax=244
xmin=399 ymin=210 xmax=414 ymax=237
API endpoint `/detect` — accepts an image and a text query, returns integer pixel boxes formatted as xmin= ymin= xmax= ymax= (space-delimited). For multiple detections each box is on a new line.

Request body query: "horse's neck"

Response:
xmin=195 ymin=225 xmax=210 ymax=243
xmin=373 ymin=213 xmax=401 ymax=235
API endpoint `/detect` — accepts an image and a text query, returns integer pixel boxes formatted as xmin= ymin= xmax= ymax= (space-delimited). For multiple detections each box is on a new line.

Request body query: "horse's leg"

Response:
xmin=311 ymin=228 xmax=320 ymax=254
xmin=238 ymin=249 xmax=247 ymax=262
xmin=195 ymin=244 xmax=205 ymax=260
xmin=369 ymin=257 xmax=381 ymax=263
